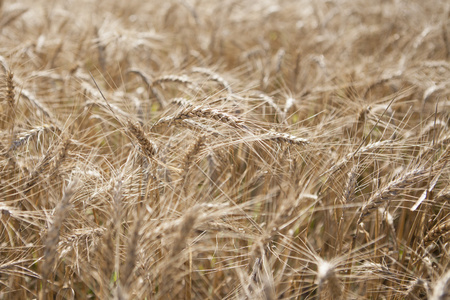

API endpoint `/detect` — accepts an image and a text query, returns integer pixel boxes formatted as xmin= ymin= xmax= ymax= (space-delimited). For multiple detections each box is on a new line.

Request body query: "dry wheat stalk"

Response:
xmin=416 ymin=133 xmax=450 ymax=160
xmin=436 ymin=186 xmax=450 ymax=202
xmin=84 ymin=100 xmax=130 ymax=119
xmin=0 ymin=139 xmax=19 ymax=170
xmin=159 ymin=208 xmax=198 ymax=297
xmin=172 ymin=209 xmax=197 ymax=255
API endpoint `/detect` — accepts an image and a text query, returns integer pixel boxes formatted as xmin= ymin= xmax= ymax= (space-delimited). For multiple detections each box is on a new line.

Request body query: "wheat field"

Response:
xmin=0 ymin=0 xmax=449 ymax=299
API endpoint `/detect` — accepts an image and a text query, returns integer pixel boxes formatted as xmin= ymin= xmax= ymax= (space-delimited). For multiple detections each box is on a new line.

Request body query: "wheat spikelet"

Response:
xmin=153 ymin=105 xmax=249 ymax=130
xmin=57 ymin=227 xmax=105 ymax=251
xmin=19 ymin=88 xmax=58 ymax=124
xmin=274 ymin=48 xmax=285 ymax=74
xmin=5 ymin=71 xmax=15 ymax=138
xmin=430 ymin=270 xmax=450 ymax=300
xmin=283 ymin=97 xmax=294 ymax=122
xmin=152 ymin=74 xmax=193 ymax=87
xmin=127 ymin=68 xmax=166 ymax=107
xmin=421 ymin=119 xmax=448 ymax=136
xmin=50 ymin=138 xmax=71 ymax=178
xmin=97 ymin=178 xmax=124 ymax=298
xmin=316 ymin=259 xmax=343 ymax=300
xmin=171 ymin=97 xmax=192 ymax=107
xmin=180 ymin=119 xmax=221 ymax=137
xmin=84 ymin=100 xmax=130 ymax=119
xmin=180 ymin=135 xmax=205 ymax=177
xmin=342 ymin=166 xmax=358 ymax=204
xmin=159 ymin=208 xmax=198 ymax=296
xmin=127 ymin=120 xmax=158 ymax=158
xmin=172 ymin=208 xmax=197 ymax=255
xmin=405 ymin=278 xmax=430 ymax=299
xmin=5 ymin=71 xmax=15 ymax=105
xmin=357 ymin=163 xmax=435 ymax=225
xmin=41 ymin=179 xmax=78 ymax=297
xmin=24 ymin=145 xmax=57 ymax=193
xmin=191 ymin=67 xmax=232 ymax=94
xmin=424 ymin=220 xmax=450 ymax=245
xmin=9 ymin=124 xmax=58 ymax=151
xmin=325 ymin=139 xmax=394 ymax=176
xmin=264 ymin=130 xmax=309 ymax=146
xmin=0 ymin=55 xmax=9 ymax=73
xmin=121 ymin=216 xmax=141 ymax=290
xmin=256 ymin=92 xmax=283 ymax=118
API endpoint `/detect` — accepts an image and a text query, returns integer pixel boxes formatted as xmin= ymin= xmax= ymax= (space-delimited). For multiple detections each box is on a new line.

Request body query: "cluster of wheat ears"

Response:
xmin=0 ymin=0 xmax=449 ymax=299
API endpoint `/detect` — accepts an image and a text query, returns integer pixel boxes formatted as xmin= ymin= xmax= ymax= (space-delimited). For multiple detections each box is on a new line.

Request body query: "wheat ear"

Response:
xmin=9 ymin=124 xmax=58 ymax=152
xmin=191 ymin=67 xmax=232 ymax=94
xmin=316 ymin=259 xmax=343 ymax=300
xmin=357 ymin=164 xmax=436 ymax=225
xmin=41 ymin=179 xmax=78 ymax=297
xmin=127 ymin=120 xmax=158 ymax=158
xmin=424 ymin=220 xmax=450 ymax=245
xmin=153 ymin=105 xmax=249 ymax=130
xmin=430 ymin=270 xmax=450 ymax=300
